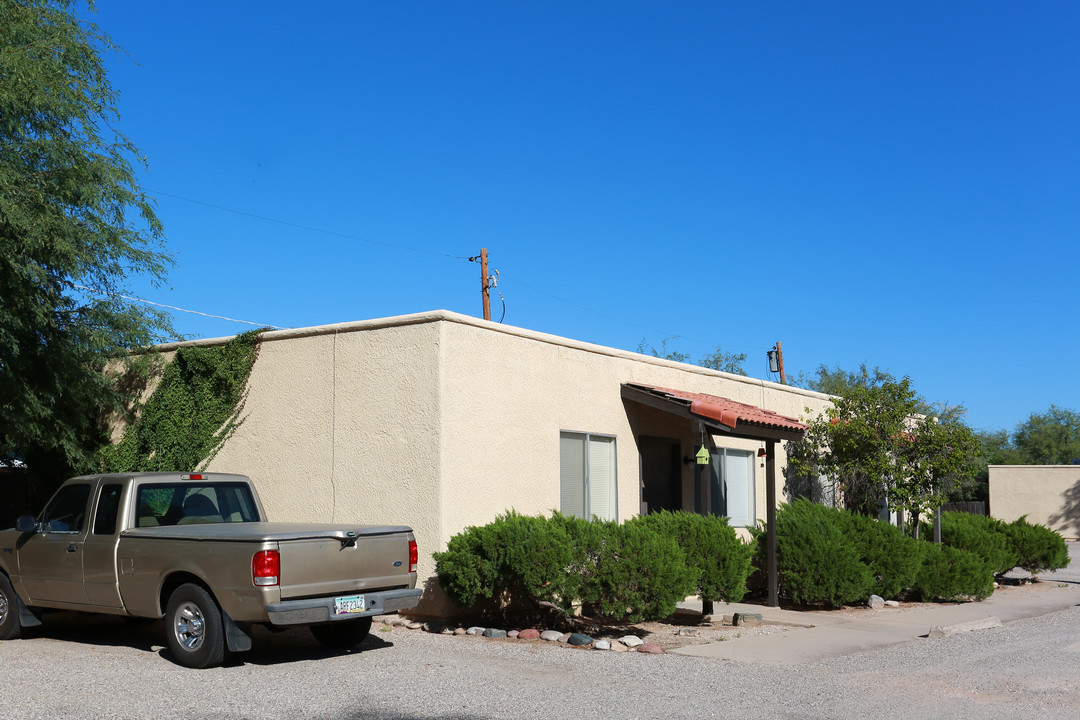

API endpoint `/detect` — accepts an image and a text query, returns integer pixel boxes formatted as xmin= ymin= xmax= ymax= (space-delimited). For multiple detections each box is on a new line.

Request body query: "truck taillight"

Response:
xmin=408 ymin=540 xmax=418 ymax=573
xmin=252 ymin=550 xmax=280 ymax=586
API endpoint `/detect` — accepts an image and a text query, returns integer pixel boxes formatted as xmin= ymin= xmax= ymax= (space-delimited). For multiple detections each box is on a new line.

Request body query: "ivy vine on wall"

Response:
xmin=97 ymin=329 xmax=264 ymax=472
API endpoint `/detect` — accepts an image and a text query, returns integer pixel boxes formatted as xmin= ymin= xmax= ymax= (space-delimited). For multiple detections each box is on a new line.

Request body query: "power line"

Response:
xmin=145 ymin=190 xmax=761 ymax=355
xmin=497 ymin=271 xmax=758 ymax=354
xmin=148 ymin=189 xmax=472 ymax=261
xmin=74 ymin=285 xmax=284 ymax=330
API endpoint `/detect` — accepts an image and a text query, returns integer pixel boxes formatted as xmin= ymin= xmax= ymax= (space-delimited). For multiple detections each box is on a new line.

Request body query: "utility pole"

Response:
xmin=775 ymin=340 xmax=786 ymax=385
xmin=472 ymin=248 xmax=491 ymax=321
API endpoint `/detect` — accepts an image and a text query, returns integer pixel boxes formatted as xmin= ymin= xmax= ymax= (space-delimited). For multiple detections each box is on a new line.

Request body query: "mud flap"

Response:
xmin=17 ymin=596 xmax=42 ymax=628
xmin=223 ymin=612 xmax=252 ymax=652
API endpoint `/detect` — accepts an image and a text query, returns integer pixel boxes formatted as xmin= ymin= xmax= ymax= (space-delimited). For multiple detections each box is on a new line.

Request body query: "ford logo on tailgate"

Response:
xmin=393 ymin=561 xmax=402 ymax=567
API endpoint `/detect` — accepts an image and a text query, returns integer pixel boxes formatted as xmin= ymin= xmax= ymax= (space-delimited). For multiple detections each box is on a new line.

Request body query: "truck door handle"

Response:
xmin=66 ymin=544 xmax=79 ymax=553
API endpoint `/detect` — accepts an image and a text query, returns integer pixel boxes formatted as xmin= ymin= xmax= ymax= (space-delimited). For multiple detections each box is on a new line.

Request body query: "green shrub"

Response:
xmin=934 ymin=512 xmax=1018 ymax=576
xmin=1004 ymin=516 xmax=1070 ymax=574
xmin=551 ymin=512 xmax=696 ymax=622
xmin=913 ymin=543 xmax=993 ymax=601
xmin=771 ymin=499 xmax=874 ymax=607
xmin=581 ymin=520 xmax=696 ymax=622
xmin=437 ymin=511 xmax=696 ymax=623
xmin=433 ymin=511 xmax=574 ymax=610
xmin=839 ymin=511 xmax=923 ymax=600
xmin=547 ymin=511 xmax=608 ymax=610
xmin=629 ymin=510 xmax=754 ymax=603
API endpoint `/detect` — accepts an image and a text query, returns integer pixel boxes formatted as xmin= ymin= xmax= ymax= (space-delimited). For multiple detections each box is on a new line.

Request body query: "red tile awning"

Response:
xmin=621 ymin=383 xmax=808 ymax=441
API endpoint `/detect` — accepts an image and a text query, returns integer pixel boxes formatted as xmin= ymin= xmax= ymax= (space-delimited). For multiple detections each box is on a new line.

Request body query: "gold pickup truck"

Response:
xmin=0 ymin=472 xmax=421 ymax=668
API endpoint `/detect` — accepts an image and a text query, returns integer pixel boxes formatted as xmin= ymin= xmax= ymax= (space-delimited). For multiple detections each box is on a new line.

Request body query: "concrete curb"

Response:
xmin=927 ymin=616 xmax=1002 ymax=638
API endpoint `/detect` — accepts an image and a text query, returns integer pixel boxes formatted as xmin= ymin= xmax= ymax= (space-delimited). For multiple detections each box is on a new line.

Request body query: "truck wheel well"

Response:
xmin=159 ymin=572 xmax=215 ymax=615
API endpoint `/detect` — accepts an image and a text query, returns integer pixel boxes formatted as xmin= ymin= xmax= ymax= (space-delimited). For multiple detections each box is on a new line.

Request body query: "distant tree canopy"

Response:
xmin=979 ymin=406 xmax=1080 ymax=468
xmin=0 ymin=0 xmax=173 ymax=491
xmin=636 ymin=338 xmax=747 ymax=376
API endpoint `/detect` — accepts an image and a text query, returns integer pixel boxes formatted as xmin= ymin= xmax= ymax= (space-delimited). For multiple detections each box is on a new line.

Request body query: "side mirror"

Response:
xmin=15 ymin=516 xmax=38 ymax=533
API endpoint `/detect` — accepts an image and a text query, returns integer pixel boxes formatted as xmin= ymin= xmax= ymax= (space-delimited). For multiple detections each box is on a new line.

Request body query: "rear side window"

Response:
xmin=135 ymin=483 xmax=260 ymax=527
xmin=93 ymin=484 xmax=123 ymax=535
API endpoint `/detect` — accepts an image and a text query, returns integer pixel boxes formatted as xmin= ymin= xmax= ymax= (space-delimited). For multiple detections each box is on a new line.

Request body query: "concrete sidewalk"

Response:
xmin=671 ymin=580 xmax=1080 ymax=664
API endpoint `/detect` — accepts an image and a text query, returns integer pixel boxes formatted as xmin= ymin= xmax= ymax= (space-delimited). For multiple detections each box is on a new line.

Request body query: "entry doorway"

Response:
xmin=638 ymin=436 xmax=682 ymax=515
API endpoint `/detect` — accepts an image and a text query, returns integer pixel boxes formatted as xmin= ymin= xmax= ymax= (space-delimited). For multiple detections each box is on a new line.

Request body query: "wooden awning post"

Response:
xmin=766 ymin=439 xmax=779 ymax=608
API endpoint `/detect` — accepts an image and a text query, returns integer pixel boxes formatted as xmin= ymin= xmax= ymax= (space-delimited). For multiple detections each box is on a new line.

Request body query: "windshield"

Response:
xmin=135 ymin=482 xmax=260 ymax=527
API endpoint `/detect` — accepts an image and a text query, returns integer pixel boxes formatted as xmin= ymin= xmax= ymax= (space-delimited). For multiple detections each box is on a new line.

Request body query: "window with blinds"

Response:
xmin=709 ymin=447 xmax=755 ymax=527
xmin=559 ymin=432 xmax=617 ymax=521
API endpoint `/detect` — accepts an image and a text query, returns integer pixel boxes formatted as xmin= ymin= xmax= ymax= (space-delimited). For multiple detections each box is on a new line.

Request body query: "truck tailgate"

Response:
xmin=277 ymin=531 xmax=415 ymax=599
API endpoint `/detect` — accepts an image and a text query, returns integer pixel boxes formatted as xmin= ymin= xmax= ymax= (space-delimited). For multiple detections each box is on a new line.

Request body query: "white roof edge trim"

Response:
xmin=144 ymin=309 xmax=833 ymax=402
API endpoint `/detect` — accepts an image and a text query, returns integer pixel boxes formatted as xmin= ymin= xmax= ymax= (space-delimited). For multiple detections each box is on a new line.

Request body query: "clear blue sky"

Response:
xmin=87 ymin=1 xmax=1078 ymax=433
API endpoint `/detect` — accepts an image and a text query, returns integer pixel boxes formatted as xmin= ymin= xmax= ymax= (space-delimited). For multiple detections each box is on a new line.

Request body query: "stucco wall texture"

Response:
xmin=171 ymin=310 xmax=835 ymax=613
xmin=989 ymin=465 xmax=1080 ymax=540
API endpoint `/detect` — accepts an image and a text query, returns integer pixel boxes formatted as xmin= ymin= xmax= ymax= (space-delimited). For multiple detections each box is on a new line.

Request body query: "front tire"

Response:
xmin=0 ymin=573 xmax=22 ymax=640
xmin=310 ymin=617 xmax=373 ymax=649
xmin=165 ymin=583 xmax=225 ymax=669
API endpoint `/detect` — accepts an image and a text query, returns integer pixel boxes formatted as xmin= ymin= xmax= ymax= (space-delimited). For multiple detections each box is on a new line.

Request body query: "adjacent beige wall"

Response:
xmin=204 ymin=319 xmax=445 ymax=584
xmin=147 ymin=310 xmax=834 ymax=614
xmin=436 ymin=316 xmax=834 ymax=545
xmin=989 ymin=465 xmax=1080 ymax=540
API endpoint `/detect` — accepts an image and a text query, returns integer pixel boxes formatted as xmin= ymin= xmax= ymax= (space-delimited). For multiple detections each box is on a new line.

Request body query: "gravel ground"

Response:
xmin=2 ymin=599 xmax=1079 ymax=720
xmin=5 ymin=545 xmax=1078 ymax=719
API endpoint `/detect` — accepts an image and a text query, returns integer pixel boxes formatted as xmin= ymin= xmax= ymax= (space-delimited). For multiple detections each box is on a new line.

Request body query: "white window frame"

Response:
xmin=559 ymin=431 xmax=618 ymax=522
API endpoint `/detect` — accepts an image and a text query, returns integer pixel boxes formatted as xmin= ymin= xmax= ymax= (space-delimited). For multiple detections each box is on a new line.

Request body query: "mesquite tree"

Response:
xmin=789 ymin=376 xmax=980 ymax=536
xmin=1 ymin=1 xmax=173 ymax=490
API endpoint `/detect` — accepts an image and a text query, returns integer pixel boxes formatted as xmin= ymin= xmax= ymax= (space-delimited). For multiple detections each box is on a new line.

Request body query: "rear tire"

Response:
xmin=0 ymin=573 xmax=22 ymax=640
xmin=310 ymin=617 xmax=373 ymax=649
xmin=165 ymin=583 xmax=225 ymax=669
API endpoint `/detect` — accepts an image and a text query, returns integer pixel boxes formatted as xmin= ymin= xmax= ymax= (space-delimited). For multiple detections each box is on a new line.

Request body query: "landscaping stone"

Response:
xmin=619 ymin=635 xmax=644 ymax=647
xmin=867 ymin=595 xmax=885 ymax=609
xmin=518 ymin=628 xmax=541 ymax=640
xmin=507 ymin=630 xmax=519 ymax=638
xmin=557 ymin=633 xmax=571 ymax=643
xmin=609 ymin=640 xmax=629 ymax=652
xmin=466 ymin=626 xmax=486 ymax=636
xmin=454 ymin=627 xmax=467 ymax=635
xmin=594 ymin=640 xmax=611 ymax=651
xmin=567 ymin=633 xmax=593 ymax=646
xmin=733 ymin=613 xmax=763 ymax=627
xmin=482 ymin=628 xmax=507 ymax=639
xmin=884 ymin=600 xmax=900 ymax=607
xmin=406 ymin=621 xmax=423 ymax=630
xmin=675 ymin=628 xmax=698 ymax=637
xmin=539 ymin=630 xmax=563 ymax=642
xmin=637 ymin=643 xmax=663 ymax=654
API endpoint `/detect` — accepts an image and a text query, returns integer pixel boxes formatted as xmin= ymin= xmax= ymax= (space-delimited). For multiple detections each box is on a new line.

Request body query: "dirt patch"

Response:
xmin=595 ymin=610 xmax=796 ymax=651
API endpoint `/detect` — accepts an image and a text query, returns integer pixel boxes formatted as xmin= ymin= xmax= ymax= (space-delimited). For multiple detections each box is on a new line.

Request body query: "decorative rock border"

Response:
xmin=377 ymin=616 xmax=666 ymax=654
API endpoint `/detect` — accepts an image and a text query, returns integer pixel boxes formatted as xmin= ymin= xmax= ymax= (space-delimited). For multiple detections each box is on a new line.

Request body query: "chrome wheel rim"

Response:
xmin=173 ymin=601 xmax=205 ymax=651
xmin=0 ymin=589 xmax=8 ymax=625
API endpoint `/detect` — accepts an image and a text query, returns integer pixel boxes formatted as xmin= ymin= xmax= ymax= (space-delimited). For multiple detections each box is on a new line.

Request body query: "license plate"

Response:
xmin=334 ymin=594 xmax=367 ymax=615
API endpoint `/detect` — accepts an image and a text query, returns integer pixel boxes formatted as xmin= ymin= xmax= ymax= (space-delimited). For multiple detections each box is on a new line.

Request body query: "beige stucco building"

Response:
xmin=155 ymin=310 xmax=833 ymax=614
xmin=989 ymin=465 xmax=1080 ymax=540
